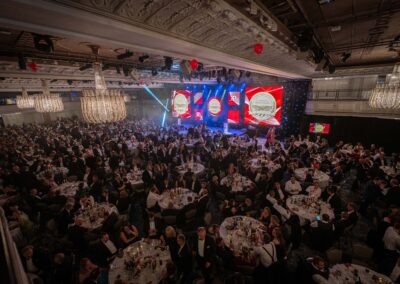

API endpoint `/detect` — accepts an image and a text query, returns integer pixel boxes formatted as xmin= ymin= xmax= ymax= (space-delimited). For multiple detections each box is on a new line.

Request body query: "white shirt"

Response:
xmin=198 ymin=239 xmax=205 ymax=257
xmin=26 ymin=258 xmax=39 ymax=273
xmin=255 ymin=242 xmax=277 ymax=268
xmin=146 ymin=191 xmax=161 ymax=209
xmin=103 ymin=239 xmax=117 ymax=255
xmin=383 ymin=226 xmax=400 ymax=251
xmin=285 ymin=180 xmax=302 ymax=195
xmin=306 ymin=186 xmax=322 ymax=200
xmin=266 ymin=194 xmax=277 ymax=205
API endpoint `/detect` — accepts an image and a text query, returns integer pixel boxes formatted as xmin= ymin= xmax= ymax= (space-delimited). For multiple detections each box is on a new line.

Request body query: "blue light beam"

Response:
xmin=142 ymin=84 xmax=169 ymax=112
xmin=161 ymin=98 xmax=169 ymax=127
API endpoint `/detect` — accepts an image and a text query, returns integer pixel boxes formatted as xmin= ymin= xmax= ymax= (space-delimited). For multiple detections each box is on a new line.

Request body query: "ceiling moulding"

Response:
xmin=0 ymin=0 xmax=314 ymax=78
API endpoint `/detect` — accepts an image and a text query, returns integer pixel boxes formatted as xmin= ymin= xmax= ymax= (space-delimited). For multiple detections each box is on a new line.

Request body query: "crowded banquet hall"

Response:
xmin=1 ymin=1 xmax=400 ymax=284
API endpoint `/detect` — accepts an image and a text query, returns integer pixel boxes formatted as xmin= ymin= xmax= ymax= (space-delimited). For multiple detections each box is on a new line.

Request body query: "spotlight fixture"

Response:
xmin=32 ymin=33 xmax=54 ymax=53
xmin=117 ymin=50 xmax=133 ymax=60
xmin=163 ymin=56 xmax=173 ymax=71
xmin=328 ymin=64 xmax=336 ymax=74
xmin=138 ymin=55 xmax=149 ymax=63
xmin=67 ymin=80 xmax=73 ymax=85
xmin=245 ymin=71 xmax=251 ymax=78
xmin=297 ymin=29 xmax=313 ymax=52
xmin=122 ymin=65 xmax=131 ymax=77
xmin=151 ymin=69 xmax=158 ymax=76
xmin=115 ymin=65 xmax=121 ymax=74
xmin=18 ymin=55 xmax=27 ymax=70
xmin=340 ymin=52 xmax=351 ymax=63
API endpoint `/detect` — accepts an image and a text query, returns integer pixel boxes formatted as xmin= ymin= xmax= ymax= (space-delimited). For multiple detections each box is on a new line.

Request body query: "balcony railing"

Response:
xmin=308 ymin=89 xmax=372 ymax=101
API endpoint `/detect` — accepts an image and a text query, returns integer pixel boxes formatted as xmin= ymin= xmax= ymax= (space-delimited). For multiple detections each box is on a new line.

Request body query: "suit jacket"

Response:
xmin=192 ymin=235 xmax=216 ymax=264
xmin=177 ymin=243 xmax=193 ymax=274
xmin=143 ymin=216 xmax=164 ymax=238
xmin=142 ymin=170 xmax=155 ymax=187
xmin=57 ymin=209 xmax=74 ymax=235
xmin=91 ymin=240 xmax=116 ymax=268
xmin=327 ymin=194 xmax=342 ymax=215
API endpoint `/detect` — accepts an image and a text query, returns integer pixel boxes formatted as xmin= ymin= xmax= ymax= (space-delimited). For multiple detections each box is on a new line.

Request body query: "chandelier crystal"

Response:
xmin=369 ymin=65 xmax=400 ymax=110
xmin=80 ymin=62 xmax=127 ymax=123
xmin=34 ymin=80 xmax=64 ymax=113
xmin=16 ymin=87 xmax=34 ymax=109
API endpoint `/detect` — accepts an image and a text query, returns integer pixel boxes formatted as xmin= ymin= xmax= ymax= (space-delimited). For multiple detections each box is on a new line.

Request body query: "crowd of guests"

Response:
xmin=0 ymin=118 xmax=400 ymax=284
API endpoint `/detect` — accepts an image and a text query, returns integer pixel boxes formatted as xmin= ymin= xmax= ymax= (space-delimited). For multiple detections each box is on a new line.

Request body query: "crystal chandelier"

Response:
xmin=16 ymin=87 xmax=35 ymax=109
xmin=369 ymin=65 xmax=400 ymax=110
xmin=80 ymin=62 xmax=126 ymax=123
xmin=34 ymin=80 xmax=64 ymax=112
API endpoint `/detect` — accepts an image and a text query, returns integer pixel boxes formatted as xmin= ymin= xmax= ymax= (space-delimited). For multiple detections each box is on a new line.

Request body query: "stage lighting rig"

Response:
xmin=117 ymin=50 xmax=133 ymax=60
xmin=32 ymin=33 xmax=54 ymax=53
xmin=79 ymin=63 xmax=92 ymax=71
xmin=138 ymin=55 xmax=149 ymax=63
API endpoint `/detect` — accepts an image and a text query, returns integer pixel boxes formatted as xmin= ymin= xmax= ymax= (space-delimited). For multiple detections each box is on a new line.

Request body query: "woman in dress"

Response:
xmin=119 ymin=223 xmax=139 ymax=247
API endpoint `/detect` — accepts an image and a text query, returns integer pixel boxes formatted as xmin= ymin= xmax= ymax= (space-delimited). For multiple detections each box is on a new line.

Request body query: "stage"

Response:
xmin=179 ymin=124 xmax=248 ymax=136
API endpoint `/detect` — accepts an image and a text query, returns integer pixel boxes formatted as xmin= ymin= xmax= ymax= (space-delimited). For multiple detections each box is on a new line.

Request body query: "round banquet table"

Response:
xmin=54 ymin=181 xmax=81 ymax=197
xmin=327 ymin=263 xmax=393 ymax=284
xmin=109 ymin=239 xmax=171 ymax=284
xmin=75 ymin=202 xmax=118 ymax=230
xmin=158 ymin=188 xmax=198 ymax=210
xmin=37 ymin=167 xmax=69 ymax=180
xmin=176 ymin=162 xmax=205 ymax=176
xmin=294 ymin=168 xmax=330 ymax=188
xmin=220 ymin=175 xmax=253 ymax=192
xmin=219 ymin=216 xmax=266 ymax=263
xmin=380 ymin=166 xmax=400 ymax=178
xmin=286 ymin=194 xmax=334 ymax=225
xmin=248 ymin=158 xmax=281 ymax=172
xmin=126 ymin=171 xmax=144 ymax=188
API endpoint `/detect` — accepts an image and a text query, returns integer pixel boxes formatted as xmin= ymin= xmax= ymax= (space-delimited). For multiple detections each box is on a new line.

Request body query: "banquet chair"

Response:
xmin=162 ymin=215 xmax=177 ymax=226
xmin=184 ymin=208 xmax=197 ymax=224
xmin=351 ymin=243 xmax=374 ymax=267
xmin=326 ymin=247 xmax=343 ymax=265
xmin=235 ymin=194 xmax=247 ymax=203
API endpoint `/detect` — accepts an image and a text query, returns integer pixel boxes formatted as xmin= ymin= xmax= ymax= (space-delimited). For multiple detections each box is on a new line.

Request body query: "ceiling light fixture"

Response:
xmin=16 ymin=87 xmax=34 ymax=109
xmin=34 ymin=80 xmax=64 ymax=113
xmin=369 ymin=64 xmax=400 ymax=110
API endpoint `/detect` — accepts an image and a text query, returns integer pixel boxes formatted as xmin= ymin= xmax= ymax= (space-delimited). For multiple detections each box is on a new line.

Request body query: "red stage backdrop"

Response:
xmin=172 ymin=90 xmax=191 ymax=118
xmin=228 ymin=91 xmax=240 ymax=106
xmin=227 ymin=110 xmax=240 ymax=124
xmin=194 ymin=109 xmax=203 ymax=121
xmin=244 ymin=86 xmax=283 ymax=126
xmin=193 ymin=92 xmax=203 ymax=105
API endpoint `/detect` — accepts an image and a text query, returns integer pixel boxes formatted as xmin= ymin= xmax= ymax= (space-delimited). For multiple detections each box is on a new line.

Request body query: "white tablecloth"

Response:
xmin=220 ymin=216 xmax=266 ymax=259
xmin=37 ymin=167 xmax=69 ymax=179
xmin=177 ymin=163 xmax=205 ymax=176
xmin=158 ymin=188 xmax=198 ymax=210
xmin=248 ymin=158 xmax=280 ymax=172
xmin=75 ymin=203 xmax=118 ymax=230
xmin=286 ymin=194 xmax=334 ymax=224
xmin=380 ymin=166 xmax=400 ymax=177
xmin=220 ymin=175 xmax=253 ymax=192
xmin=54 ymin=181 xmax=81 ymax=197
xmin=328 ymin=264 xmax=393 ymax=284
xmin=109 ymin=239 xmax=171 ymax=284
xmin=294 ymin=168 xmax=330 ymax=188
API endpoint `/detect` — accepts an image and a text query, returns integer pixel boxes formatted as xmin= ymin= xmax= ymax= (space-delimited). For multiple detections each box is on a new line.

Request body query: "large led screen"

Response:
xmin=207 ymin=97 xmax=223 ymax=116
xmin=309 ymin=123 xmax=330 ymax=134
xmin=244 ymin=86 xmax=283 ymax=126
xmin=172 ymin=90 xmax=191 ymax=118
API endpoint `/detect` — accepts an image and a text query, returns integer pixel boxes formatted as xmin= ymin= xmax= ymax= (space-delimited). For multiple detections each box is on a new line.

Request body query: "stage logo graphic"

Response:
xmin=207 ymin=97 xmax=222 ymax=116
xmin=245 ymin=86 xmax=283 ymax=126
xmin=172 ymin=90 xmax=191 ymax=118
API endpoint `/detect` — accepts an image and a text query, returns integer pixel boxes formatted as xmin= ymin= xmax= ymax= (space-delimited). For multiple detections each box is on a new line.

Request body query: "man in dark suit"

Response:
xmin=90 ymin=232 xmax=118 ymax=268
xmin=142 ymin=163 xmax=155 ymax=187
xmin=177 ymin=234 xmax=193 ymax=283
xmin=336 ymin=202 xmax=358 ymax=235
xmin=57 ymin=203 xmax=74 ymax=235
xmin=385 ymin=179 xmax=400 ymax=207
xmin=323 ymin=186 xmax=342 ymax=216
xmin=88 ymin=174 xmax=102 ymax=201
xmin=192 ymin=227 xmax=216 ymax=284
xmin=309 ymin=214 xmax=335 ymax=252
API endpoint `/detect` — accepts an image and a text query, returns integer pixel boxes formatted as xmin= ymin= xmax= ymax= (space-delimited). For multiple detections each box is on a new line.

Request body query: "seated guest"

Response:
xmin=309 ymin=214 xmax=335 ymax=252
xmin=331 ymin=165 xmax=344 ymax=184
xmin=21 ymin=245 xmax=50 ymax=282
xmin=192 ymin=227 xmax=216 ymax=284
xmin=142 ymin=163 xmax=155 ymax=187
xmin=57 ymin=202 xmax=75 ymax=235
xmin=382 ymin=221 xmax=400 ymax=275
xmin=146 ymin=186 xmax=161 ymax=210
xmin=115 ymin=189 xmax=130 ymax=213
xmin=309 ymin=256 xmax=330 ymax=284
xmin=48 ymin=253 xmax=72 ymax=284
xmin=215 ymin=237 xmax=235 ymax=277
xmin=119 ymin=223 xmax=139 ymax=247
xmin=91 ymin=232 xmax=118 ymax=268
xmin=305 ymin=180 xmax=322 ymax=200
xmin=78 ymin=258 xmax=100 ymax=284
xmin=239 ymin=198 xmax=255 ymax=216
xmin=176 ymin=234 xmax=193 ymax=284
xmin=272 ymin=182 xmax=286 ymax=204
xmin=259 ymin=207 xmax=272 ymax=226
xmin=164 ymin=226 xmax=179 ymax=262
xmin=322 ymin=186 xmax=342 ymax=215
xmin=285 ymin=176 xmax=302 ymax=195
xmin=336 ymin=202 xmax=358 ymax=235
xmin=143 ymin=211 xmax=164 ymax=238
xmin=386 ymin=179 xmax=400 ymax=207
xmin=188 ymin=173 xmax=201 ymax=193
